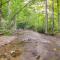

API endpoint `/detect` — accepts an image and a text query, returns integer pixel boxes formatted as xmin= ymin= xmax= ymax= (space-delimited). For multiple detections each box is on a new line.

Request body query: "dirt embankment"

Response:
xmin=0 ymin=30 xmax=60 ymax=60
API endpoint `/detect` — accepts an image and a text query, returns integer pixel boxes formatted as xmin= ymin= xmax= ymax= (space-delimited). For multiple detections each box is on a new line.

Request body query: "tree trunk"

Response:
xmin=45 ymin=0 xmax=48 ymax=34
xmin=57 ymin=0 xmax=60 ymax=32
xmin=7 ymin=0 xmax=16 ymax=31
xmin=0 ymin=0 xmax=2 ymax=28
xmin=8 ymin=0 xmax=11 ymax=16
xmin=52 ymin=0 xmax=54 ymax=34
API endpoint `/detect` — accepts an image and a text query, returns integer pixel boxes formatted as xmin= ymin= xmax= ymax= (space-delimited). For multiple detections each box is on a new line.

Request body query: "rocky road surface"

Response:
xmin=0 ymin=30 xmax=60 ymax=60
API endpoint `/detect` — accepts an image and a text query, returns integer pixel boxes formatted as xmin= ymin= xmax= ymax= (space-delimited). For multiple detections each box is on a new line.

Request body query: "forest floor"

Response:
xmin=0 ymin=29 xmax=60 ymax=60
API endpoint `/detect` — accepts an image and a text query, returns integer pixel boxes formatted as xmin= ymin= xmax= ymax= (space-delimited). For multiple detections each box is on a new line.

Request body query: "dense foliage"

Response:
xmin=0 ymin=0 xmax=60 ymax=34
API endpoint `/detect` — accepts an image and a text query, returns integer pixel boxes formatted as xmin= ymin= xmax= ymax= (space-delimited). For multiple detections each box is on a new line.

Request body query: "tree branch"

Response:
xmin=2 ymin=0 xmax=10 ymax=5
xmin=11 ymin=0 xmax=32 ymax=20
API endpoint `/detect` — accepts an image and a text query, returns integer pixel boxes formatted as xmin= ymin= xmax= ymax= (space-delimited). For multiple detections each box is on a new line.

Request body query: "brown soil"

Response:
xmin=0 ymin=30 xmax=60 ymax=60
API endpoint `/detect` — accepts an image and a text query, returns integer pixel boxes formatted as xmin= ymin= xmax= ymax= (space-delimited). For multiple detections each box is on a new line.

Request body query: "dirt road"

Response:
xmin=0 ymin=30 xmax=60 ymax=60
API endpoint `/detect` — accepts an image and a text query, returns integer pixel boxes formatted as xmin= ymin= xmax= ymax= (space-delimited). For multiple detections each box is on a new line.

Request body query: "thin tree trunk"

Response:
xmin=45 ymin=0 xmax=48 ymax=34
xmin=0 ymin=0 xmax=2 ymax=28
xmin=7 ymin=0 xmax=16 ymax=31
xmin=57 ymin=0 xmax=60 ymax=32
xmin=7 ymin=0 xmax=11 ymax=18
xmin=52 ymin=0 xmax=54 ymax=34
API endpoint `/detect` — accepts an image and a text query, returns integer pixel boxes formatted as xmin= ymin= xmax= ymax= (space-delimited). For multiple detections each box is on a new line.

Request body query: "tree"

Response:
xmin=7 ymin=0 xmax=16 ymax=31
xmin=52 ymin=0 xmax=54 ymax=34
xmin=45 ymin=0 xmax=48 ymax=33
xmin=1 ymin=0 xmax=60 ymax=34
xmin=0 ymin=0 xmax=2 ymax=28
xmin=57 ymin=0 xmax=60 ymax=32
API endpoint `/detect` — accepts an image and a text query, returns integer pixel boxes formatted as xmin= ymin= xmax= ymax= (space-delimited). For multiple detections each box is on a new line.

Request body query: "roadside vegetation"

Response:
xmin=0 ymin=0 xmax=60 ymax=35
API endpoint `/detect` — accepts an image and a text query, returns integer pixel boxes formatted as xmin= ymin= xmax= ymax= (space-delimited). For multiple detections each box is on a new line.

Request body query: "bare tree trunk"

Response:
xmin=57 ymin=0 xmax=60 ymax=32
xmin=52 ymin=0 xmax=54 ymax=34
xmin=13 ymin=17 xmax=17 ymax=32
xmin=45 ymin=0 xmax=48 ymax=34
xmin=8 ymin=0 xmax=11 ymax=17
xmin=0 ymin=0 xmax=2 ymax=28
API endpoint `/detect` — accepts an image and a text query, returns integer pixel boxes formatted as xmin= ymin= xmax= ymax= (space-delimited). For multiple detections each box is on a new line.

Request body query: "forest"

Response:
xmin=0 ymin=0 xmax=60 ymax=35
xmin=0 ymin=0 xmax=60 ymax=60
